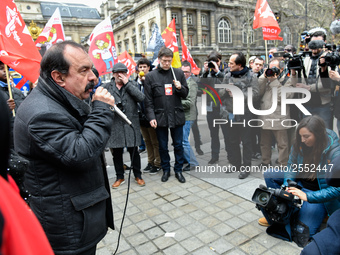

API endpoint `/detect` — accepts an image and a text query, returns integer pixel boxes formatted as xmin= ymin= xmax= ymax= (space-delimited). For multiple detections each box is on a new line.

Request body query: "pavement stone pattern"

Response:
xmin=98 ymin=141 xmax=303 ymax=255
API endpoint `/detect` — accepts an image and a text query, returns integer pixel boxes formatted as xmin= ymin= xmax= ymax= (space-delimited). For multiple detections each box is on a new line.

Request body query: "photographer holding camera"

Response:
xmin=291 ymin=28 xmax=333 ymax=129
xmin=258 ymin=58 xmax=294 ymax=169
xmin=201 ymin=51 xmax=231 ymax=165
xmin=257 ymin=115 xmax=340 ymax=247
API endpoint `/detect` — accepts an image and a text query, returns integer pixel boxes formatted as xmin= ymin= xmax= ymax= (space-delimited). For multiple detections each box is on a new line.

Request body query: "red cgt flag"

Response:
xmin=161 ymin=19 xmax=181 ymax=68
xmin=35 ymin=8 xmax=65 ymax=49
xmin=253 ymin=0 xmax=283 ymax=41
xmin=88 ymin=17 xmax=118 ymax=76
xmin=180 ymin=29 xmax=200 ymax=75
xmin=117 ymin=51 xmax=136 ymax=77
xmin=0 ymin=0 xmax=41 ymax=82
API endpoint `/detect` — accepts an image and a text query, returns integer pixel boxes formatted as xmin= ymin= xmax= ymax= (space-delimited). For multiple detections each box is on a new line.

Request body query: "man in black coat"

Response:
xmin=14 ymin=41 xmax=115 ymax=255
xmin=144 ymin=47 xmax=188 ymax=183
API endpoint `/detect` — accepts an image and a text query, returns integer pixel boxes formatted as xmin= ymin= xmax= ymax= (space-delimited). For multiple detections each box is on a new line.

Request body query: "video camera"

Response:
xmin=265 ymin=66 xmax=280 ymax=77
xmin=322 ymin=44 xmax=340 ymax=70
xmin=252 ymin=180 xmax=302 ymax=224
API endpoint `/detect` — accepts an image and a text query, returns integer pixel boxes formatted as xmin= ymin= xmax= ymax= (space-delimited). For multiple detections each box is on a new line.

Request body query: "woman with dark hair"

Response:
xmin=259 ymin=115 xmax=340 ymax=246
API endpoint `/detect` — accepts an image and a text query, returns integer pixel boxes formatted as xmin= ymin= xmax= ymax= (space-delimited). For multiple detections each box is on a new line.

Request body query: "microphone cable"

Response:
xmin=113 ymin=124 xmax=136 ymax=255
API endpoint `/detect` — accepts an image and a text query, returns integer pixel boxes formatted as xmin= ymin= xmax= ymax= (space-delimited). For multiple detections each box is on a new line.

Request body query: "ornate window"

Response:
xmin=172 ymin=13 xmax=178 ymax=23
xmin=202 ymin=34 xmax=207 ymax=46
xmin=283 ymin=27 xmax=292 ymax=45
xmin=140 ymin=26 xmax=146 ymax=52
xmin=187 ymin=13 xmax=193 ymax=25
xmin=242 ymin=23 xmax=254 ymax=44
xmin=188 ymin=35 xmax=193 ymax=46
xmin=201 ymin=15 xmax=207 ymax=26
xmin=218 ymin=18 xmax=231 ymax=43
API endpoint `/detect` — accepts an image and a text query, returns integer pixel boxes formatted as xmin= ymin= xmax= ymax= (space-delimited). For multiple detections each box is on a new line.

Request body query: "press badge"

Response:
xmin=165 ymin=84 xmax=172 ymax=95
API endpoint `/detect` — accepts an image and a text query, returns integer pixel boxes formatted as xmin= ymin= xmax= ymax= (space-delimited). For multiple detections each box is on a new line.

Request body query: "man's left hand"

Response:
xmin=287 ymin=187 xmax=307 ymax=201
xmin=7 ymin=98 xmax=15 ymax=110
xmin=119 ymin=73 xmax=129 ymax=85
xmin=174 ymin=80 xmax=181 ymax=89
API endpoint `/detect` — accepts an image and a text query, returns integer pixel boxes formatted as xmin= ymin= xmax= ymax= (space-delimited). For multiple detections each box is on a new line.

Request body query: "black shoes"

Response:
xmin=150 ymin=166 xmax=161 ymax=175
xmin=208 ymin=158 xmax=219 ymax=165
xmin=161 ymin=171 xmax=170 ymax=182
xmin=196 ymin=148 xmax=204 ymax=155
xmin=143 ymin=163 xmax=153 ymax=172
xmin=238 ymin=171 xmax=250 ymax=179
xmin=183 ymin=164 xmax=197 ymax=171
xmin=252 ymin=152 xmax=261 ymax=160
xmin=175 ymin=172 xmax=186 ymax=183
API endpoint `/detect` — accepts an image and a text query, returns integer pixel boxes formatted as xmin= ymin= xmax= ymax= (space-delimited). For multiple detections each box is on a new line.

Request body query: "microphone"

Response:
xmin=139 ymin=71 xmax=145 ymax=77
xmin=330 ymin=19 xmax=340 ymax=35
xmin=111 ymin=105 xmax=132 ymax=126
xmin=308 ymin=40 xmax=325 ymax=50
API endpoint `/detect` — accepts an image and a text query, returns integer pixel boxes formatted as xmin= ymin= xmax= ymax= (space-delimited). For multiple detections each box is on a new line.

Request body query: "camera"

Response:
xmin=323 ymin=51 xmax=340 ymax=70
xmin=287 ymin=54 xmax=304 ymax=70
xmin=252 ymin=180 xmax=302 ymax=224
xmin=208 ymin=61 xmax=215 ymax=69
xmin=265 ymin=67 xmax=280 ymax=77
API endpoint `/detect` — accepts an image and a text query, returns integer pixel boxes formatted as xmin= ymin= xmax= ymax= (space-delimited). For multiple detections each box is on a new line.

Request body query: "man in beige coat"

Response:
xmin=258 ymin=58 xmax=294 ymax=167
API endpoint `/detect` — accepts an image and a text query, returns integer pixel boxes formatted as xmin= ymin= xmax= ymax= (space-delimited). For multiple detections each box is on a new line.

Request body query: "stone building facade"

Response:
xmin=16 ymin=0 xmax=102 ymax=44
xmin=101 ymin=0 xmax=290 ymax=67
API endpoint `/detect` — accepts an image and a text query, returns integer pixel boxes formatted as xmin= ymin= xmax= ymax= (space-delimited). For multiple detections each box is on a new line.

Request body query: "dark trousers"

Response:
xmin=77 ymin=245 xmax=96 ymax=255
xmin=207 ymin=108 xmax=231 ymax=160
xmin=110 ymin=147 xmax=141 ymax=180
xmin=227 ymin=123 xmax=252 ymax=167
xmin=191 ymin=118 xmax=201 ymax=150
xmin=156 ymin=126 xmax=184 ymax=173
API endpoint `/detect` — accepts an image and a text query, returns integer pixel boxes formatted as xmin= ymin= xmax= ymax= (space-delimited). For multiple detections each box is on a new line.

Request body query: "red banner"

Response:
xmin=35 ymin=8 xmax=65 ymax=48
xmin=0 ymin=0 xmax=41 ymax=82
xmin=161 ymin=19 xmax=181 ymax=68
xmin=117 ymin=51 xmax=136 ymax=77
xmin=180 ymin=29 xmax=200 ymax=75
xmin=253 ymin=0 xmax=283 ymax=41
xmin=88 ymin=17 xmax=118 ymax=76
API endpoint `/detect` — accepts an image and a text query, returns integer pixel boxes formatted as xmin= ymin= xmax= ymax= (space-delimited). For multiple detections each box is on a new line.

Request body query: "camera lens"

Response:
xmin=257 ymin=192 xmax=270 ymax=204
xmin=208 ymin=62 xmax=215 ymax=68
xmin=265 ymin=69 xmax=274 ymax=77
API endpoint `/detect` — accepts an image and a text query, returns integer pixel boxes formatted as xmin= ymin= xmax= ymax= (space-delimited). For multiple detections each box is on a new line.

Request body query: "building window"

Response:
xmin=133 ymin=38 xmax=137 ymax=53
xmin=242 ymin=23 xmax=254 ymax=44
xmin=140 ymin=26 xmax=146 ymax=52
xmin=132 ymin=28 xmax=136 ymax=35
xmin=202 ymin=34 xmax=207 ymax=46
xmin=283 ymin=27 xmax=292 ymax=45
xmin=187 ymin=13 xmax=193 ymax=25
xmin=150 ymin=22 xmax=156 ymax=34
xmin=125 ymin=40 xmax=129 ymax=52
xmin=188 ymin=35 xmax=193 ymax=46
xmin=267 ymin=40 xmax=274 ymax=45
xmin=201 ymin=15 xmax=207 ymax=26
xmin=218 ymin=18 xmax=231 ymax=43
xmin=176 ymin=34 xmax=180 ymax=47
xmin=118 ymin=43 xmax=122 ymax=53
xmin=172 ymin=13 xmax=178 ymax=23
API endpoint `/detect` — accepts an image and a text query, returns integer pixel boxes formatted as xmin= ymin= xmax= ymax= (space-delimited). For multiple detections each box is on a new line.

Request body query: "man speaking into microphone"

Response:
xmin=14 ymin=41 xmax=115 ymax=255
xmin=102 ymin=62 xmax=146 ymax=189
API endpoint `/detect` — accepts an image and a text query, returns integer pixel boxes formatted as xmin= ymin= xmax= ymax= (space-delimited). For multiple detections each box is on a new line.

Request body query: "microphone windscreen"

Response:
xmin=330 ymin=19 xmax=340 ymax=35
xmin=308 ymin=40 xmax=325 ymax=50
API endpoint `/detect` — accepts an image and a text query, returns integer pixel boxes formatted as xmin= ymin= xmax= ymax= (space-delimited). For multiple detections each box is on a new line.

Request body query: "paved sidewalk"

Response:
xmin=97 ymin=142 xmax=302 ymax=255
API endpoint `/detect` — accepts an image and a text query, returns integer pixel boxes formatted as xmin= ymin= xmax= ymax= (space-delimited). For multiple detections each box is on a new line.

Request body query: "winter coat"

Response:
xmin=220 ymin=68 xmax=259 ymax=121
xmin=13 ymin=77 xmax=115 ymax=254
xmin=102 ymin=79 xmax=144 ymax=148
xmin=258 ymin=73 xmax=294 ymax=130
xmin=181 ymin=76 xmax=198 ymax=121
xmin=144 ymin=66 xmax=188 ymax=128
xmin=284 ymin=129 xmax=340 ymax=215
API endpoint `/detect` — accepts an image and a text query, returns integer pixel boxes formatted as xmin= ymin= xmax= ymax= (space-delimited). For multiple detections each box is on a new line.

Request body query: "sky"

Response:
xmin=42 ymin=0 xmax=105 ymax=11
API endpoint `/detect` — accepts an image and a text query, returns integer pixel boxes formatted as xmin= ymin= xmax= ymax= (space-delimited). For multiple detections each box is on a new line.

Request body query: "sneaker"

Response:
xmin=208 ymin=158 xmax=219 ymax=165
xmin=123 ymin=164 xmax=130 ymax=171
xmin=258 ymin=217 xmax=270 ymax=227
xmin=149 ymin=166 xmax=161 ymax=175
xmin=112 ymin=179 xmax=125 ymax=189
xmin=143 ymin=163 xmax=153 ymax=172
xmin=135 ymin=177 xmax=145 ymax=186
xmin=252 ymin=152 xmax=261 ymax=160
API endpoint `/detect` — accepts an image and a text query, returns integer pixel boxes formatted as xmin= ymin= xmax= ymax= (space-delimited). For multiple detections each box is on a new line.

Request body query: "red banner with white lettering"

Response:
xmin=180 ymin=29 xmax=200 ymax=75
xmin=161 ymin=19 xmax=181 ymax=68
xmin=117 ymin=51 xmax=136 ymax=77
xmin=253 ymin=0 xmax=283 ymax=41
xmin=88 ymin=17 xmax=118 ymax=76
xmin=0 ymin=0 xmax=41 ymax=82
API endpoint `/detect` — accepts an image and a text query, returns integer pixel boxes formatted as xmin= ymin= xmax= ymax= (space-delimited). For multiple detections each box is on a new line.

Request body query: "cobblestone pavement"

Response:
xmin=97 ymin=141 xmax=303 ymax=255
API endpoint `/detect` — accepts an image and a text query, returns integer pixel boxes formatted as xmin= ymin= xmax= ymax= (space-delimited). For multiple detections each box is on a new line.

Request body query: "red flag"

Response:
xmin=180 ymin=29 xmax=200 ymax=75
xmin=161 ymin=19 xmax=181 ymax=68
xmin=88 ymin=17 xmax=118 ymax=76
xmin=117 ymin=51 xmax=136 ymax=77
xmin=0 ymin=0 xmax=41 ymax=82
xmin=35 ymin=8 xmax=65 ymax=49
xmin=253 ymin=0 xmax=283 ymax=41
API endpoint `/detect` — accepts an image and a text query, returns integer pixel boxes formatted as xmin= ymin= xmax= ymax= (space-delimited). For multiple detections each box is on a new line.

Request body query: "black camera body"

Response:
xmin=324 ymin=51 xmax=340 ymax=70
xmin=252 ymin=180 xmax=302 ymax=224
xmin=265 ymin=66 xmax=280 ymax=77
xmin=207 ymin=61 xmax=215 ymax=69
xmin=287 ymin=54 xmax=304 ymax=70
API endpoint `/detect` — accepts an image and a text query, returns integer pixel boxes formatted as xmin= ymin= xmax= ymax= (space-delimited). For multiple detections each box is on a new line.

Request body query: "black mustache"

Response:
xmin=84 ymin=81 xmax=95 ymax=92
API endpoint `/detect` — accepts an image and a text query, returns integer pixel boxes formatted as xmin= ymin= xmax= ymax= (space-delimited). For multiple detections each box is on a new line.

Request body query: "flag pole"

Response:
xmin=5 ymin=64 xmax=15 ymax=117
xmin=265 ymin=40 xmax=268 ymax=65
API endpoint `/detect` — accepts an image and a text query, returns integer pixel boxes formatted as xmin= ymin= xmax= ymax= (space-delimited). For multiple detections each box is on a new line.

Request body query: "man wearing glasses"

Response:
xmin=144 ymin=47 xmax=188 ymax=183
